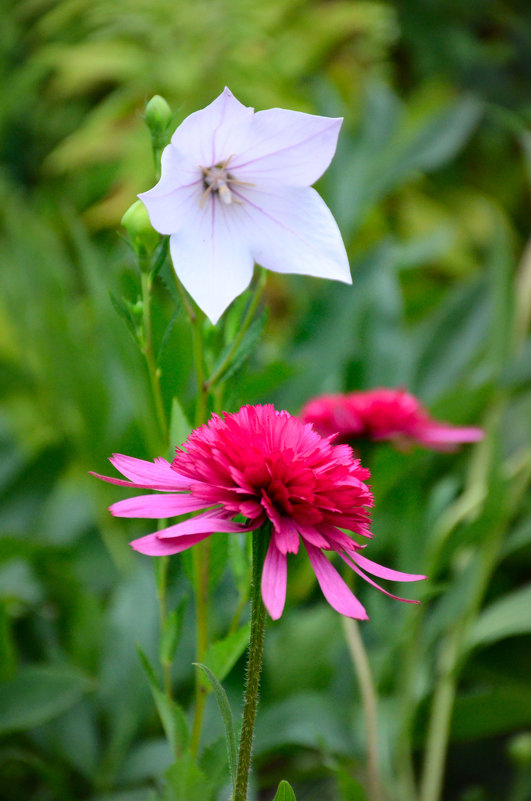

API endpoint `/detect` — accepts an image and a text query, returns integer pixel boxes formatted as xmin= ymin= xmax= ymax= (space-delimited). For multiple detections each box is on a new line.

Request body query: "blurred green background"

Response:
xmin=0 ymin=1 xmax=530 ymax=800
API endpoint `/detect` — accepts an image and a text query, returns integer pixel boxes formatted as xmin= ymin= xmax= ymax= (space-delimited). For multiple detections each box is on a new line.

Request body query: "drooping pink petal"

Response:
xmin=168 ymin=193 xmax=254 ymax=324
xmin=170 ymin=87 xmax=254 ymax=167
xmin=237 ymin=185 xmax=351 ymax=284
xmin=156 ymin=514 xmax=254 ymax=539
xmin=261 ymin=539 xmax=288 ymax=620
xmin=352 ymin=552 xmax=427 ymax=583
xmin=340 ymin=553 xmax=421 ymax=604
xmin=109 ymin=493 xmax=211 ymax=519
xmin=305 ymin=543 xmax=368 ymax=620
xmin=413 ymin=423 xmax=484 ymax=449
xmin=231 ymin=109 xmax=343 ymax=186
xmin=131 ymin=530 xmax=213 ymax=556
xmin=94 ymin=454 xmax=190 ymax=491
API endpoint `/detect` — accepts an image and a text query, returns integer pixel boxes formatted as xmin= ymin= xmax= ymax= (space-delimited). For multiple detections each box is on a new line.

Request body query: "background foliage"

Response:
xmin=0 ymin=1 xmax=530 ymax=800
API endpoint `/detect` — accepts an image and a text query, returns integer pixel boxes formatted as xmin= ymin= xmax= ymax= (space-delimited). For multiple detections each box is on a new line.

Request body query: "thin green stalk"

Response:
xmin=190 ymin=539 xmax=210 ymax=754
xmin=234 ymin=528 xmax=268 ymax=801
xmin=204 ymin=268 xmax=266 ymax=392
xmin=156 ymin=554 xmax=173 ymax=701
xmin=343 ymin=618 xmax=385 ymax=801
xmin=140 ymin=270 xmax=168 ymax=447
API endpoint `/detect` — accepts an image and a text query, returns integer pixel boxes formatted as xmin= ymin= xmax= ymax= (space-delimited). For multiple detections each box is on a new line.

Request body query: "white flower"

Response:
xmin=139 ymin=87 xmax=351 ymax=323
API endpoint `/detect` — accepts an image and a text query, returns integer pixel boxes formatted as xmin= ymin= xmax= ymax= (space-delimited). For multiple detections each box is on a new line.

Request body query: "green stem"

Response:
xmin=190 ymin=539 xmax=210 ymax=754
xmin=140 ymin=270 xmax=168 ymax=447
xmin=343 ymin=618 xmax=385 ymax=801
xmin=205 ymin=268 xmax=266 ymax=392
xmin=234 ymin=528 xmax=268 ymax=801
xmin=155 ymin=554 xmax=173 ymax=702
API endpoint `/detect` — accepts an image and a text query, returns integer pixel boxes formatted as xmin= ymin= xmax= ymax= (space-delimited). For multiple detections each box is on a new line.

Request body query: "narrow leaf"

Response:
xmin=160 ymin=597 xmax=187 ymax=665
xmin=210 ymin=308 xmax=268 ymax=386
xmin=137 ymin=646 xmax=189 ymax=754
xmin=202 ymin=624 xmax=250 ymax=685
xmin=193 ymin=662 xmax=237 ymax=796
xmin=169 ymin=397 xmax=193 ymax=450
xmin=468 ymin=583 xmax=531 ymax=648
xmin=109 ymin=291 xmax=139 ymax=341
xmin=273 ymin=779 xmax=298 ymax=801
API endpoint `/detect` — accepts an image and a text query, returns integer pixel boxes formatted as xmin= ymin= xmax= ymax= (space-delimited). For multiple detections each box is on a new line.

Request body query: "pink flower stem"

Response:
xmin=343 ymin=618 xmax=385 ymax=801
xmin=234 ymin=526 xmax=269 ymax=801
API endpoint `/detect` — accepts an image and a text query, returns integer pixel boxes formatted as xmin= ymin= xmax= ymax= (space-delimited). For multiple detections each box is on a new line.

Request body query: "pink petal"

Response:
xmin=261 ymin=539 xmax=288 ymax=620
xmin=305 ymin=543 xmax=368 ymax=620
xmin=231 ymin=108 xmax=343 ymax=186
xmin=170 ymin=87 xmax=254 ymax=167
xmin=109 ymin=493 xmax=210 ymax=519
xmin=156 ymin=514 xmax=254 ymax=539
xmin=131 ymin=530 xmax=213 ymax=556
xmin=352 ymin=553 xmax=426 ymax=583
xmin=414 ymin=423 xmax=484 ymax=449
xmin=236 ymin=185 xmax=351 ymax=284
xmin=340 ymin=553 xmax=421 ymax=604
xmin=168 ymin=191 xmax=254 ymax=324
xmin=109 ymin=454 xmax=189 ymax=490
xmin=273 ymin=518 xmax=299 ymax=554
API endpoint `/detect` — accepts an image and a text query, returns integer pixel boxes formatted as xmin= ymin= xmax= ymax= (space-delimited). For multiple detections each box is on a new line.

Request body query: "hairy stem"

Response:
xmin=234 ymin=528 xmax=268 ymax=801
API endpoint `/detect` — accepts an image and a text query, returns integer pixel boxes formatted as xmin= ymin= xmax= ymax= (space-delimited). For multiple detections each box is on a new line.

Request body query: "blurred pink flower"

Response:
xmin=139 ymin=88 xmax=351 ymax=323
xmin=301 ymin=388 xmax=484 ymax=451
xmin=92 ymin=405 xmax=424 ymax=620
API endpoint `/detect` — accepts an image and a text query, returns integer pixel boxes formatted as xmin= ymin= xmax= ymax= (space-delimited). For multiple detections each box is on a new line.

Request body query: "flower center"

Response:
xmin=199 ymin=155 xmax=253 ymax=208
xmin=201 ymin=162 xmax=235 ymax=205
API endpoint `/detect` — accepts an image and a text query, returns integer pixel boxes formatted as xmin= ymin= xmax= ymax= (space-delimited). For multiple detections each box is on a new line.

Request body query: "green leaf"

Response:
xmin=109 ymin=291 xmax=139 ymax=342
xmin=137 ymin=647 xmax=189 ymax=754
xmin=451 ymin=684 xmax=531 ymax=741
xmin=468 ymin=584 xmax=531 ymax=648
xmin=168 ymin=397 xmax=193 ymax=450
xmin=159 ymin=597 xmax=187 ymax=665
xmin=202 ymin=624 xmax=250 ymax=685
xmin=163 ymin=752 xmax=210 ymax=801
xmin=0 ymin=664 xmax=92 ymax=734
xmin=193 ymin=663 xmax=237 ymax=796
xmin=273 ymin=780 xmax=298 ymax=801
xmin=210 ymin=308 xmax=268 ymax=387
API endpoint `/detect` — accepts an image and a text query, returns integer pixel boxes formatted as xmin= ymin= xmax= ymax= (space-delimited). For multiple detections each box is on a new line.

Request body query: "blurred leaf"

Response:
xmin=137 ymin=646 xmax=189 ymax=755
xmin=468 ymin=584 xmax=531 ymax=648
xmin=199 ymin=736 xmax=230 ymax=798
xmin=211 ymin=308 xmax=269 ymax=387
xmin=0 ymin=664 xmax=92 ymax=734
xmin=201 ymin=625 xmax=250 ymax=686
xmin=273 ymin=780 xmax=298 ymax=801
xmin=451 ymin=684 xmax=531 ymax=741
xmin=208 ymin=534 xmax=229 ymax=592
xmin=163 ymin=752 xmax=210 ymax=801
xmin=118 ymin=738 xmax=173 ymax=783
xmin=255 ymin=693 xmax=350 ymax=755
xmin=193 ymin=663 xmax=237 ymax=796
xmin=160 ymin=597 xmax=187 ymax=666
xmin=109 ymin=291 xmax=140 ymax=342
xmin=168 ymin=397 xmax=193 ymax=451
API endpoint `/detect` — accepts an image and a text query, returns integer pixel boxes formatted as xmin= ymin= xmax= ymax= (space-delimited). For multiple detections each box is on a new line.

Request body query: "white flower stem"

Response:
xmin=343 ymin=617 xmax=385 ymax=801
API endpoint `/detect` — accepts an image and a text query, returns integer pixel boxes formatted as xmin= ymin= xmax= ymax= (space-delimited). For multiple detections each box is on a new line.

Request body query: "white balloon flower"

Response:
xmin=139 ymin=87 xmax=351 ymax=323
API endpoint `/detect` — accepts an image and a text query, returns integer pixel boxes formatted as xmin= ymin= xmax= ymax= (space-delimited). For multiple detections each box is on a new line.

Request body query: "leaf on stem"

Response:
xmin=209 ymin=308 xmax=268 ymax=388
xmin=160 ymin=597 xmax=188 ymax=665
xmin=193 ymin=662 xmax=237 ymax=797
xmin=201 ymin=625 xmax=251 ymax=686
xmin=273 ymin=779 xmax=298 ymax=801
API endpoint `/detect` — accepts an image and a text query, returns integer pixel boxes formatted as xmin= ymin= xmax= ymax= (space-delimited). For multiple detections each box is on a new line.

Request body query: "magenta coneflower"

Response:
xmin=301 ymin=388 xmax=484 ymax=451
xmin=92 ymin=404 xmax=425 ymax=620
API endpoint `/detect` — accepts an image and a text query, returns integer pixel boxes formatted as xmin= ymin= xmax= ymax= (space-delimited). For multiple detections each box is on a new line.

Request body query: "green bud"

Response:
xmin=121 ymin=200 xmax=159 ymax=263
xmin=508 ymin=733 xmax=531 ymax=766
xmin=145 ymin=95 xmax=173 ymax=136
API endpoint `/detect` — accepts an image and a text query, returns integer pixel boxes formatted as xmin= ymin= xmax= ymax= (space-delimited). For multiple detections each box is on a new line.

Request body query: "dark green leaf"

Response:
xmin=202 ymin=625 xmax=250 ymax=685
xmin=0 ymin=664 xmax=92 ymax=734
xmin=137 ymin=647 xmax=189 ymax=754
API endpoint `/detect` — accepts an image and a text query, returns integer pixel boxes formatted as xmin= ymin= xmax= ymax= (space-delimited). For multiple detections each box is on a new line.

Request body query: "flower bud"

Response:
xmin=121 ymin=200 xmax=159 ymax=268
xmin=145 ymin=95 xmax=173 ymax=138
xmin=508 ymin=732 xmax=531 ymax=766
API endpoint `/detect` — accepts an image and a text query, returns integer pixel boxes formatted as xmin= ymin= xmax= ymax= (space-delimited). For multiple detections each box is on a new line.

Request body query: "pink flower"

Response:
xmin=301 ymin=388 xmax=484 ymax=451
xmin=92 ymin=405 xmax=425 ymax=620
xmin=139 ymin=88 xmax=351 ymax=324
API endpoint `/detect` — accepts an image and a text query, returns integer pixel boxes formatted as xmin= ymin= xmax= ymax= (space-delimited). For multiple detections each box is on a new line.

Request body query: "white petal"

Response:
xmin=236 ymin=185 xmax=351 ymax=283
xmin=231 ymin=108 xmax=343 ymax=186
xmin=171 ymin=87 xmax=254 ymax=166
xmin=168 ymin=196 xmax=254 ymax=323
